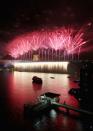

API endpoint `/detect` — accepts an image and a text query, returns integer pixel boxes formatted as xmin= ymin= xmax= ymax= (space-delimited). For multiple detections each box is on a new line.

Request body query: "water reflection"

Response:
xmin=0 ymin=71 xmax=82 ymax=130
xmin=49 ymin=109 xmax=57 ymax=121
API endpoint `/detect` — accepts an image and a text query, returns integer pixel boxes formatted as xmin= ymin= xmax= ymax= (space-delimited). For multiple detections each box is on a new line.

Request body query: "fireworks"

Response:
xmin=6 ymin=26 xmax=87 ymax=60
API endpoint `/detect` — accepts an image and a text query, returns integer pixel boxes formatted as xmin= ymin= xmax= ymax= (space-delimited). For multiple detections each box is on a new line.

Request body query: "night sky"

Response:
xmin=0 ymin=0 xmax=93 ymax=58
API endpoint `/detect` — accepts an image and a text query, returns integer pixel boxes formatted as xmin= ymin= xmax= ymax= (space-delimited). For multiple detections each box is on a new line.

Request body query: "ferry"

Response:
xmin=24 ymin=92 xmax=60 ymax=118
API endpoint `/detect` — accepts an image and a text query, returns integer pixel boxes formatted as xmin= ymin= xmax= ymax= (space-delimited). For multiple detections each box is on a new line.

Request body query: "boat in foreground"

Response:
xmin=24 ymin=92 xmax=60 ymax=118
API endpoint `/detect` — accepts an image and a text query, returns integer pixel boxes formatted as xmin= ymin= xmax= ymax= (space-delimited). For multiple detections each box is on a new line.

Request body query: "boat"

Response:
xmin=24 ymin=92 xmax=60 ymax=118
xmin=73 ymin=79 xmax=80 ymax=83
xmin=32 ymin=76 xmax=42 ymax=84
xmin=50 ymin=77 xmax=55 ymax=79
xmin=67 ymin=75 xmax=71 ymax=78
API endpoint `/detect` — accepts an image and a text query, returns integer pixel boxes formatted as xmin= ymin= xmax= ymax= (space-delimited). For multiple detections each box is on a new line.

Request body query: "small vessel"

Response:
xmin=67 ymin=75 xmax=71 ymax=78
xmin=32 ymin=76 xmax=42 ymax=84
xmin=50 ymin=77 xmax=55 ymax=79
xmin=24 ymin=92 xmax=60 ymax=118
xmin=73 ymin=79 xmax=80 ymax=83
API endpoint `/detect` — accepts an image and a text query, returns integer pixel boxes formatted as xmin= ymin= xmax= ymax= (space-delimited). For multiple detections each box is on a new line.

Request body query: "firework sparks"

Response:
xmin=6 ymin=26 xmax=87 ymax=60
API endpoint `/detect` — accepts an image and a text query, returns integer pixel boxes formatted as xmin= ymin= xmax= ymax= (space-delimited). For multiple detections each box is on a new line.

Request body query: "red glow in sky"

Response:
xmin=6 ymin=27 xmax=86 ymax=58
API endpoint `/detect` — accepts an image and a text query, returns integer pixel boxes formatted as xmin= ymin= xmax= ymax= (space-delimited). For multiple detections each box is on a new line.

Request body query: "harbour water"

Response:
xmin=0 ymin=71 xmax=92 ymax=130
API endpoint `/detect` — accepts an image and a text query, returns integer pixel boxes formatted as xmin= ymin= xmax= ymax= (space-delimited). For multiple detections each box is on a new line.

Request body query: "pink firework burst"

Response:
xmin=6 ymin=26 xmax=87 ymax=60
xmin=6 ymin=36 xmax=32 ymax=58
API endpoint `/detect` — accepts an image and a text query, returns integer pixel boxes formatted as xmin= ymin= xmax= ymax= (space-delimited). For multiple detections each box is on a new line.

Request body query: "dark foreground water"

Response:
xmin=0 ymin=71 xmax=92 ymax=131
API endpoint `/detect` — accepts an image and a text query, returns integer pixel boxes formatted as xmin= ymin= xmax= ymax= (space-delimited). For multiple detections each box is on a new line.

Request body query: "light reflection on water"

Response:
xmin=0 ymin=71 xmax=83 ymax=130
xmin=12 ymin=72 xmax=79 ymax=106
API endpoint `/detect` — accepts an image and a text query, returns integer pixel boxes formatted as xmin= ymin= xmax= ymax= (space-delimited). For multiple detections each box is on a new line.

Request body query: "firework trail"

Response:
xmin=6 ymin=25 xmax=87 ymax=60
